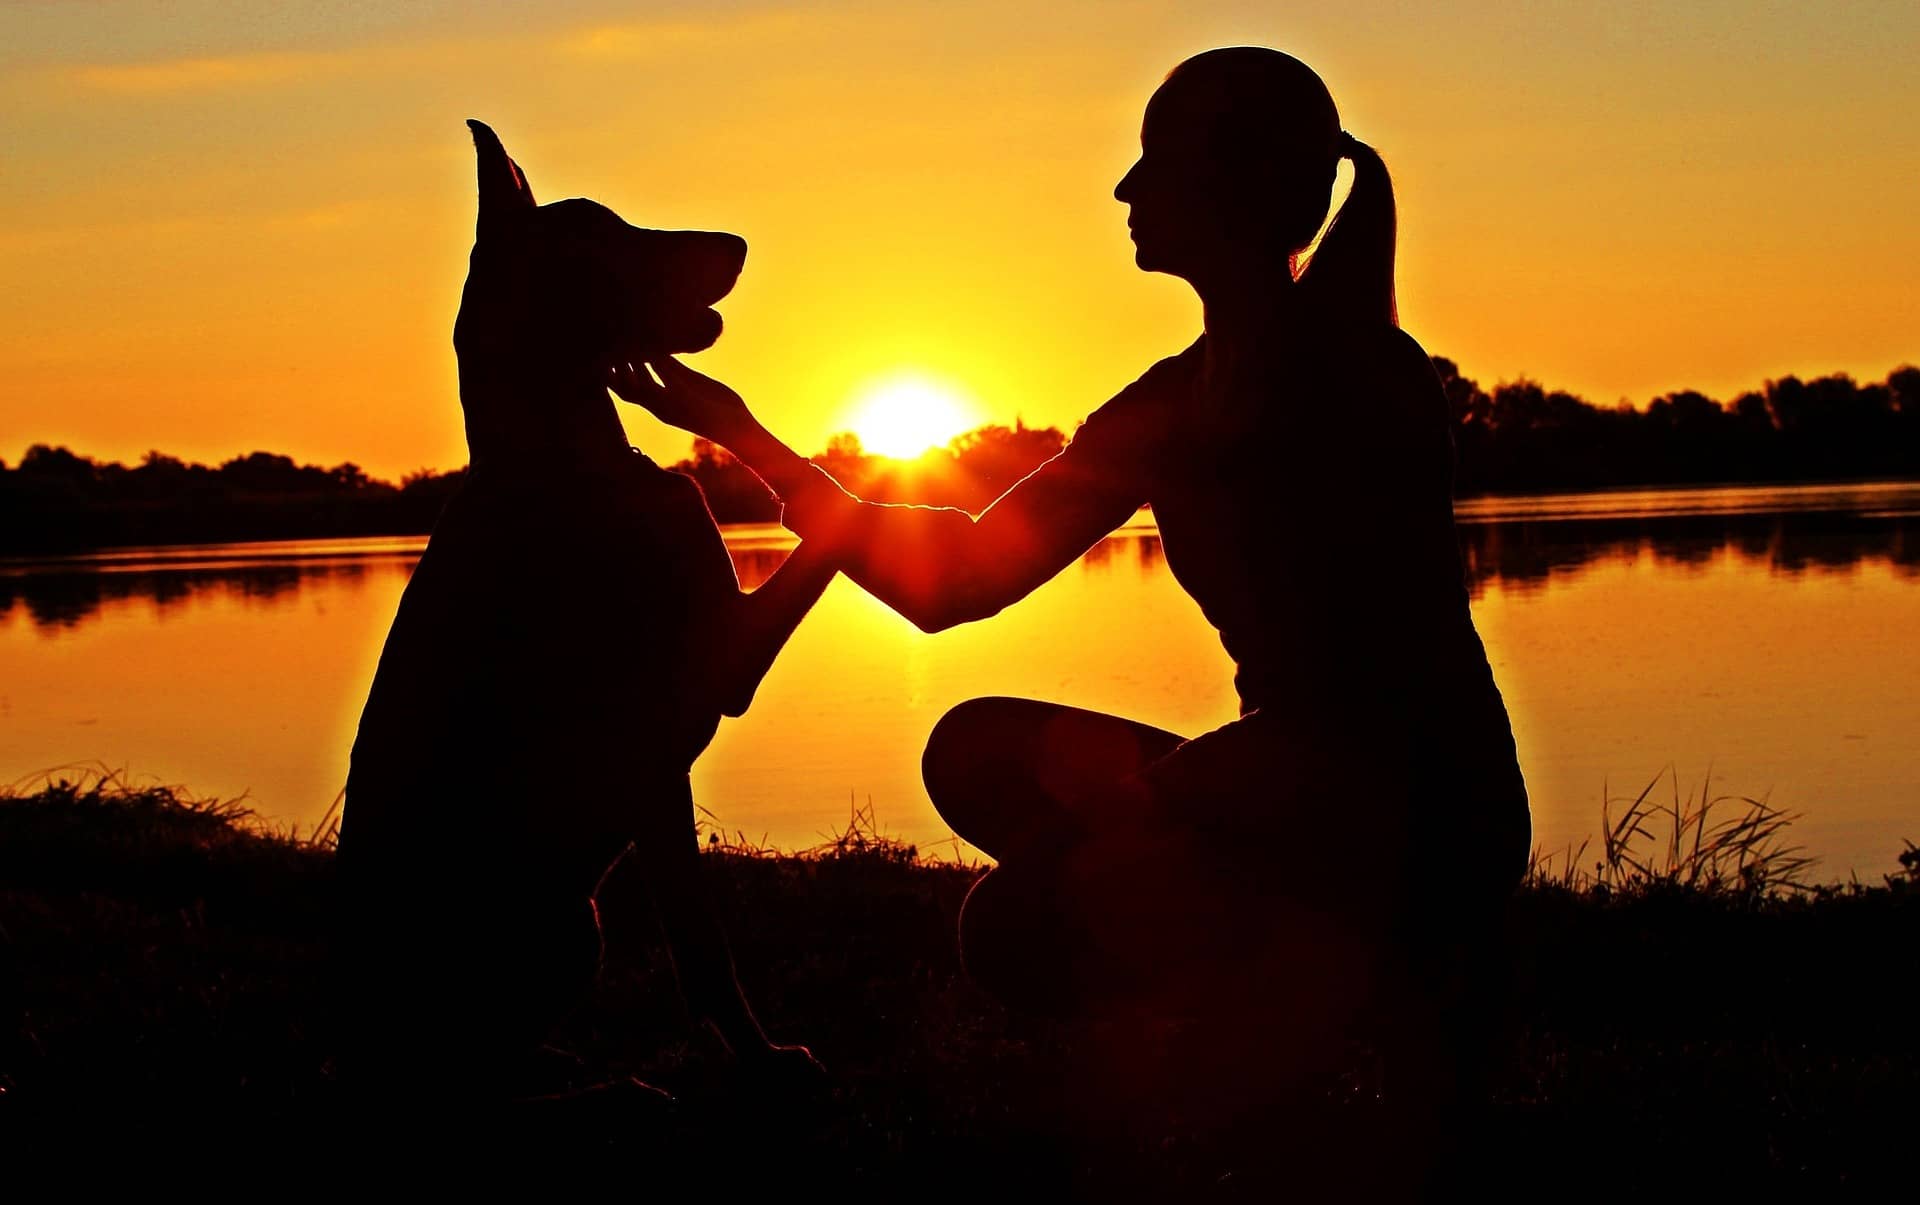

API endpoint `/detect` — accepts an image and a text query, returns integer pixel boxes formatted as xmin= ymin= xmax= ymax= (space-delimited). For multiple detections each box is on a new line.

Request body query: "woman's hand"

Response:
xmin=607 ymin=355 xmax=754 ymax=445
xmin=613 ymin=355 xmax=841 ymax=518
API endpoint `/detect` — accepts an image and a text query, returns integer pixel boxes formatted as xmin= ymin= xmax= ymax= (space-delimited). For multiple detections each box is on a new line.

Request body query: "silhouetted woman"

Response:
xmin=615 ymin=48 xmax=1529 ymax=1032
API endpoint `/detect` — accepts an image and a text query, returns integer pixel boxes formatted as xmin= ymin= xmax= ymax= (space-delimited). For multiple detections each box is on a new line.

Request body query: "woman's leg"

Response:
xmin=922 ymin=696 xmax=1185 ymax=860
xmin=924 ymin=697 xmax=1184 ymax=1015
xmin=1059 ymin=708 xmax=1397 ymax=1015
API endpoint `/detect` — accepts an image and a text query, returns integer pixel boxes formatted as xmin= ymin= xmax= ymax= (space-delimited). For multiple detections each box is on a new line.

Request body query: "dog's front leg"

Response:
xmin=629 ymin=783 xmax=820 ymax=1077
xmin=710 ymin=538 xmax=840 ymax=716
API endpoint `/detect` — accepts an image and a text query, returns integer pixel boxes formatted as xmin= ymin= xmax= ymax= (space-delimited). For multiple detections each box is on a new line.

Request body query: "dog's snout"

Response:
xmin=684 ymin=231 xmax=747 ymax=303
xmin=710 ymin=231 xmax=748 ymax=271
xmin=623 ymin=227 xmax=747 ymax=306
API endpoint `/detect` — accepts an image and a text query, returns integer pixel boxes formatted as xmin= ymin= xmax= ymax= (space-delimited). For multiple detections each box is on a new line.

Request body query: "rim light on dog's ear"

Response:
xmin=468 ymin=119 xmax=536 ymax=237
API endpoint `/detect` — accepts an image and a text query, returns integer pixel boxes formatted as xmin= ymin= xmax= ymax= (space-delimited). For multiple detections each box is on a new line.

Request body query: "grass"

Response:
xmin=1 ymin=767 xmax=1915 ymax=1192
xmin=1526 ymin=764 xmax=1819 ymax=893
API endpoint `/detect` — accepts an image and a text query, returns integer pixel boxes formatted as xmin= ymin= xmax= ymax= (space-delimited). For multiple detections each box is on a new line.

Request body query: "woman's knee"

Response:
xmin=924 ymin=694 xmax=1171 ymax=808
xmin=923 ymin=698 xmax=1052 ymax=852
xmin=922 ymin=697 xmax=1028 ymax=798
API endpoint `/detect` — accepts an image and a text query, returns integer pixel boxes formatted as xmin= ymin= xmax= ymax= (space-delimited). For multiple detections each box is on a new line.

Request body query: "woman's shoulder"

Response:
xmin=1309 ymin=321 xmax=1447 ymax=421
xmin=1375 ymin=325 xmax=1446 ymax=393
xmin=1068 ymin=340 xmax=1203 ymax=454
xmin=1303 ymin=318 xmax=1437 ymax=385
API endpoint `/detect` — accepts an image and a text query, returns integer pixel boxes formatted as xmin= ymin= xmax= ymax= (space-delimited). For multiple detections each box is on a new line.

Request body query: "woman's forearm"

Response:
xmin=712 ymin=404 xmax=1143 ymax=635
xmin=784 ymin=497 xmax=1010 ymax=633
xmin=708 ymin=417 xmax=1010 ymax=631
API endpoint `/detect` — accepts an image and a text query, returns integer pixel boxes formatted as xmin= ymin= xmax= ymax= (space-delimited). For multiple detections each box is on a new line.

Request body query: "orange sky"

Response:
xmin=3 ymin=0 xmax=1916 ymax=481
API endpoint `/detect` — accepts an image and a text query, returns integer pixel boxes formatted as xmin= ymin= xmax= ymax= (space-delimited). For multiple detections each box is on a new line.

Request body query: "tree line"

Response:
xmin=3 ymin=359 xmax=1914 ymax=553
xmin=1440 ymin=360 xmax=1920 ymax=494
xmin=0 ymin=448 xmax=468 ymax=555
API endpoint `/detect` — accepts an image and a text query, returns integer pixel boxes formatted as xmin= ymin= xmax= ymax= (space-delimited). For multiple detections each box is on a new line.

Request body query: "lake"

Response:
xmin=2 ymin=481 xmax=1916 ymax=879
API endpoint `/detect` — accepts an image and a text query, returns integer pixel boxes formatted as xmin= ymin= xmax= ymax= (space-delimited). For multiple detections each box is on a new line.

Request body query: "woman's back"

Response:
xmin=1068 ymin=317 xmax=1529 ymax=899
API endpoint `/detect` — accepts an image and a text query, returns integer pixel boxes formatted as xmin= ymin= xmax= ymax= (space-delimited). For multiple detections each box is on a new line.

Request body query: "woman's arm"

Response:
xmin=775 ymin=457 xmax=1138 ymax=632
xmin=613 ymin=354 xmax=1188 ymax=633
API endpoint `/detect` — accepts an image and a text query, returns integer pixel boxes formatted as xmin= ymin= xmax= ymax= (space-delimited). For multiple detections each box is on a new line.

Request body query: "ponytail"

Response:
xmin=1298 ymin=132 xmax=1398 ymax=328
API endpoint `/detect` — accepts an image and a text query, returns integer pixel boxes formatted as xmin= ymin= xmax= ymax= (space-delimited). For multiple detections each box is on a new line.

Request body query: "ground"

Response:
xmin=1 ymin=775 xmax=1914 ymax=1194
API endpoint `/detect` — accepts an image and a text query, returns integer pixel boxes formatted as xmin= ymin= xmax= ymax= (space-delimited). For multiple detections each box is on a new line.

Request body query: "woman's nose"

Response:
xmin=1114 ymin=158 xmax=1142 ymax=202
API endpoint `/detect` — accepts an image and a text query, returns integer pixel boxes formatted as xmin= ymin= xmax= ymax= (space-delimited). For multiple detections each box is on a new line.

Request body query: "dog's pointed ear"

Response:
xmin=467 ymin=119 xmax=535 ymax=237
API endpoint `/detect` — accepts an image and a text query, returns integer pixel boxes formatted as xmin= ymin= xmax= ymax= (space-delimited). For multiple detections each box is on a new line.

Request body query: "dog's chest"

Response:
xmin=408 ymin=454 xmax=731 ymax=660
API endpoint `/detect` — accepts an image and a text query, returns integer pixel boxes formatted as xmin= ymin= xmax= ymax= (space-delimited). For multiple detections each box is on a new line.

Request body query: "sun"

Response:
xmin=840 ymin=374 xmax=980 ymax=460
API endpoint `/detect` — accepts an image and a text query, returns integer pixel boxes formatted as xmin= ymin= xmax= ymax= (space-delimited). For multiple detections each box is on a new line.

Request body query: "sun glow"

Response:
xmin=839 ymin=375 xmax=981 ymax=460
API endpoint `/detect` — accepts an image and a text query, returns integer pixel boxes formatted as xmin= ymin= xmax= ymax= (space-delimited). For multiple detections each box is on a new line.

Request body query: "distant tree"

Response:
xmin=18 ymin=444 xmax=98 ymax=485
xmin=1431 ymin=356 xmax=1491 ymax=428
xmin=950 ymin=419 xmax=1065 ymax=499
xmin=328 ymin=462 xmax=378 ymax=493
xmin=397 ymin=464 xmax=463 ymax=492
xmin=1889 ymin=366 xmax=1920 ymax=414
xmin=218 ymin=451 xmax=312 ymax=494
xmin=671 ymin=438 xmax=779 ymax=522
xmin=138 ymin=451 xmax=189 ymax=476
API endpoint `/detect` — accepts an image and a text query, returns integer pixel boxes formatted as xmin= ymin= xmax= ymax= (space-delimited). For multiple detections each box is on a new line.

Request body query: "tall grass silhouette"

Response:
xmin=1528 ymin=765 xmax=1815 ymax=893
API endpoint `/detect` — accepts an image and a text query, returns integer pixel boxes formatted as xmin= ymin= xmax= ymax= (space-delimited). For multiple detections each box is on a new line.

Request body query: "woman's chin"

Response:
xmin=1133 ymin=248 xmax=1178 ymax=276
xmin=1129 ymin=239 xmax=1177 ymax=274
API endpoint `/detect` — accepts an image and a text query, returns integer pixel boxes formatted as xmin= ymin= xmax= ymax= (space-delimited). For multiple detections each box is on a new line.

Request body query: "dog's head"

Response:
xmin=454 ymin=120 xmax=746 ymax=383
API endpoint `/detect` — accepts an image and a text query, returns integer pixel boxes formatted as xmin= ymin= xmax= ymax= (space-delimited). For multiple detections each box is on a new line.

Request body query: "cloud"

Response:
xmin=51 ymin=7 xmax=797 ymax=98
xmin=0 ymin=200 xmax=389 ymax=256
xmin=555 ymin=8 xmax=808 ymax=61
xmin=67 ymin=50 xmax=345 ymax=95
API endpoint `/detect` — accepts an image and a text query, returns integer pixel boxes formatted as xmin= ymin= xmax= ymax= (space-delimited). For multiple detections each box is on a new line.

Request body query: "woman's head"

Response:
xmin=1115 ymin=47 xmax=1398 ymax=326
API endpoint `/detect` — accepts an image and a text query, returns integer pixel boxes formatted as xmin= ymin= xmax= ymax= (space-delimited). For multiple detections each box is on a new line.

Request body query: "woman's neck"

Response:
xmin=1197 ymin=260 xmax=1299 ymax=347
xmin=1189 ymin=259 xmax=1303 ymax=428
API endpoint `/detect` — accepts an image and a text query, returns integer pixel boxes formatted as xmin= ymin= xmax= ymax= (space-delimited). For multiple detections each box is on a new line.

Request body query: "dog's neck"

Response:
xmin=457 ymin=357 xmax=633 ymax=478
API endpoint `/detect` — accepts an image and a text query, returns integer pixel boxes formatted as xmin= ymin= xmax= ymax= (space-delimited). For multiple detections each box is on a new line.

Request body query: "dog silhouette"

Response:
xmin=338 ymin=121 xmax=836 ymax=1098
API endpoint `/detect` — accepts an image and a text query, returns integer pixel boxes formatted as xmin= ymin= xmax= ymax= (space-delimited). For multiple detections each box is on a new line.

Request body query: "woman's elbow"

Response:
xmin=908 ymin=609 xmax=960 ymax=635
xmin=900 ymin=588 xmax=1006 ymax=633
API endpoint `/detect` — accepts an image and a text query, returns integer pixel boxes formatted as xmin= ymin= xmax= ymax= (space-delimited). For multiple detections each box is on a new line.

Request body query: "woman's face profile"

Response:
xmin=1114 ymin=89 xmax=1225 ymax=281
xmin=1114 ymin=78 xmax=1296 ymax=286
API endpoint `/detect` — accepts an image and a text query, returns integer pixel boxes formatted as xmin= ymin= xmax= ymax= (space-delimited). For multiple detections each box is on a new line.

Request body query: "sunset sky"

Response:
xmin=3 ymin=0 xmax=1915 ymax=481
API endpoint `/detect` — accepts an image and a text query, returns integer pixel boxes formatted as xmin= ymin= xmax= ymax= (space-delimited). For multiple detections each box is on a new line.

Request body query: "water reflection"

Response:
xmin=2 ymin=483 xmax=1914 ymax=877
xmin=0 ymin=557 xmax=404 ymax=633
xmin=3 ymin=484 xmax=1916 ymax=632
xmin=1077 ymin=530 xmax=1166 ymax=575
xmin=1456 ymin=507 xmax=1920 ymax=597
